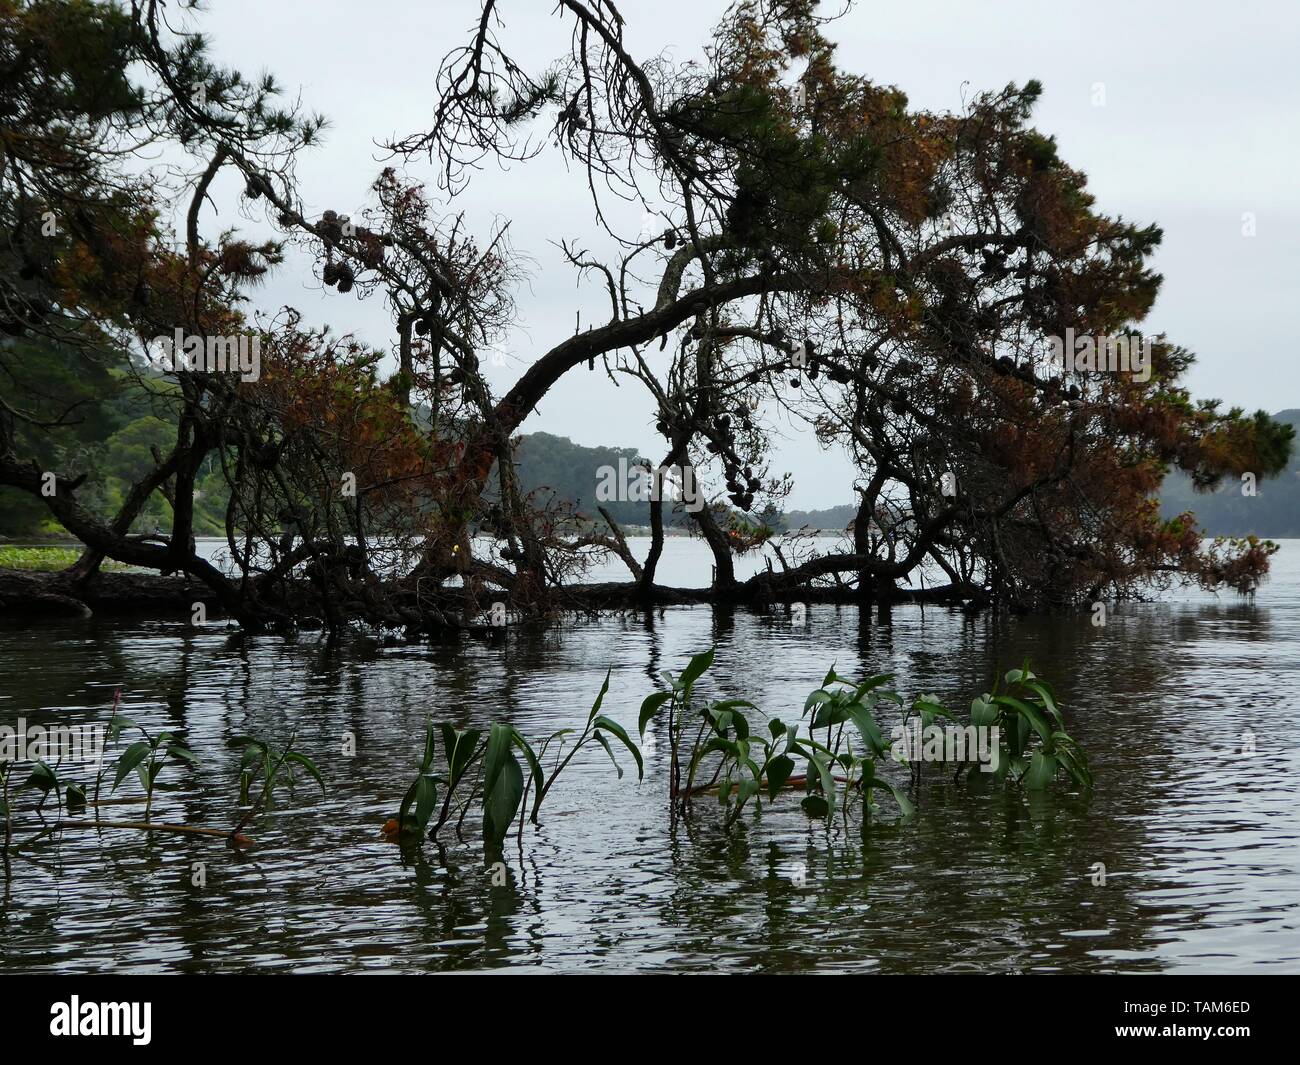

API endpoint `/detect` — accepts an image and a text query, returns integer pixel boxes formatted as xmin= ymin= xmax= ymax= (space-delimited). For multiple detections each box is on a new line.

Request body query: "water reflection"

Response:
xmin=0 ymin=546 xmax=1297 ymax=972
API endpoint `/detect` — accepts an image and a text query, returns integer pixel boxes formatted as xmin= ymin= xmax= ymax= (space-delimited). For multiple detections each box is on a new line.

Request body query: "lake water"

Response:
xmin=1 ymin=539 xmax=1297 ymax=973
xmin=187 ymin=532 xmax=857 ymax=587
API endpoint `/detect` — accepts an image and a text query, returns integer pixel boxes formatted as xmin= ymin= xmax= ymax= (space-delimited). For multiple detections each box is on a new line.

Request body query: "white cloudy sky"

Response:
xmin=192 ymin=0 xmax=1299 ymax=508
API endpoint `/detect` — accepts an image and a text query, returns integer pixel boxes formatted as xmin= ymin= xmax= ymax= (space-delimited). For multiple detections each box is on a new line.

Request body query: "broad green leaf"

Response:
xmin=482 ymin=723 xmax=515 ymax=796
xmin=285 ymin=751 xmax=326 ymax=794
xmin=592 ymin=716 xmax=644 ymax=781
xmin=113 ymin=741 xmax=151 ymax=791
xmin=994 ymin=695 xmax=1053 ymax=746
xmin=638 ymin=690 xmax=672 ymax=737
xmin=810 ymin=697 xmax=850 ymax=730
xmin=22 ymin=761 xmax=57 ymax=793
xmin=792 ymin=735 xmax=836 ymax=759
xmin=413 ymin=772 xmax=437 ymax=828
xmin=482 ymin=750 xmax=524 ymax=851
xmin=731 ymin=710 xmax=750 ymax=741
xmin=1055 ymin=746 xmax=1092 ymax=788
xmin=593 ymin=731 xmax=623 ymax=778
xmin=915 ymin=697 xmax=956 ymax=722
xmin=1026 ymin=750 xmax=1056 ymax=790
xmin=765 ymin=754 xmax=795 ymax=801
xmin=711 ymin=701 xmax=752 ymax=740
xmin=1024 ymin=680 xmax=1066 ymax=728
xmin=853 ymin=674 xmax=896 ymax=700
xmin=806 ymin=750 xmax=836 ymax=815
xmin=440 ymin=724 xmax=481 ymax=788
xmin=397 ymin=779 xmax=419 ymax=831
xmin=718 ymin=775 xmax=733 ymax=806
xmin=587 ymin=668 xmax=613 ymax=724
xmin=713 ymin=699 xmax=757 ymax=711
xmin=782 ymin=723 xmax=799 ymax=754
xmin=970 ymin=696 xmax=998 ymax=728
xmin=844 ymin=702 xmax=887 ymax=757
xmin=679 ymin=647 xmax=715 ymax=691
xmin=419 ymin=719 xmax=437 ymax=772
xmin=803 ymin=689 xmax=833 ymax=715
xmin=701 ymin=736 xmax=738 ymax=759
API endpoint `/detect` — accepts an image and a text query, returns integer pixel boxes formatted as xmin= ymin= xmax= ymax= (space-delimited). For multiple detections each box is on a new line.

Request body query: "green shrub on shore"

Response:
xmin=0 ymin=547 xmax=129 ymax=572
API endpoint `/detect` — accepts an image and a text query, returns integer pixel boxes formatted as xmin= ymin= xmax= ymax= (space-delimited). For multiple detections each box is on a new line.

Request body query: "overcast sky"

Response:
xmin=194 ymin=0 xmax=1299 ymax=508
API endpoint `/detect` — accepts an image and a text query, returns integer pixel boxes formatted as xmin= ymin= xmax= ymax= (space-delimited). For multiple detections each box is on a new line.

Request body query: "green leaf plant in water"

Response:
xmin=980 ymin=661 xmax=1092 ymax=791
xmin=229 ymin=733 xmax=326 ymax=841
xmin=641 ymin=653 xmax=914 ymax=828
xmin=1 ymin=692 xmax=340 ymax=869
xmin=103 ymin=717 xmax=197 ymax=823
xmin=388 ymin=668 xmax=644 ymax=858
xmin=637 ymin=650 xmax=1091 ymax=833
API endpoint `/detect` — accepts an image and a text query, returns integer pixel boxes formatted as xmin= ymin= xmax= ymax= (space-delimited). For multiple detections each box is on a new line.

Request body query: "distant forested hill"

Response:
xmin=510 ymin=434 xmax=854 ymax=531
xmin=6 ymin=384 xmax=1295 ymax=541
xmin=512 ymin=431 xmax=657 ymax=528
xmin=769 ymin=409 xmax=1300 ymax=538
xmin=0 ymin=339 xmax=231 ymax=538
xmin=775 ymin=504 xmax=856 ymax=532
xmin=1159 ymin=409 xmax=1300 ymax=537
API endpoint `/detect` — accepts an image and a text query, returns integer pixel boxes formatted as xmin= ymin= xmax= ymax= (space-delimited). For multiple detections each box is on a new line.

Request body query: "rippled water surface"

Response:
xmin=1 ymin=541 xmax=1298 ymax=973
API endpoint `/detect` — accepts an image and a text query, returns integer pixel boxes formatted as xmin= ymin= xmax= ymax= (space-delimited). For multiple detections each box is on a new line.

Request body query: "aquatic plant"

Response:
xmin=16 ymin=759 xmax=64 ymax=814
xmin=390 ymin=670 xmax=643 ymax=855
xmin=230 ymin=733 xmax=326 ymax=840
xmin=105 ymin=719 xmax=197 ymax=822
xmin=974 ymin=665 xmax=1092 ymax=791
xmin=641 ymin=650 xmax=913 ymax=827
xmin=636 ymin=648 xmax=715 ymax=811
xmin=2 ymin=654 xmax=1090 ymax=881
xmin=1 ymin=696 xmax=327 ymax=865
xmin=639 ymin=649 xmax=1091 ymax=831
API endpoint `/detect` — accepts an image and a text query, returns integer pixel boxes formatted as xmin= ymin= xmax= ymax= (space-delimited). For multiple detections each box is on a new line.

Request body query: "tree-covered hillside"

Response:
xmin=1160 ymin=410 xmax=1300 ymax=537
xmin=512 ymin=431 xmax=655 ymax=529
xmin=8 ymin=382 xmax=1296 ymax=542
xmin=0 ymin=340 xmax=229 ymax=538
